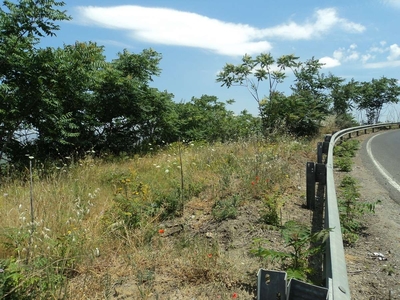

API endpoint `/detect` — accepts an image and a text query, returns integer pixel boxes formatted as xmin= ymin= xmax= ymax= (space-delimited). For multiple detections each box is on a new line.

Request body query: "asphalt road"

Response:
xmin=360 ymin=128 xmax=400 ymax=204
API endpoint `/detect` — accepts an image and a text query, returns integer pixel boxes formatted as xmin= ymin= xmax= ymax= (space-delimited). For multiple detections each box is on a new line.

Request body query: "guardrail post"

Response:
xmin=317 ymin=142 xmax=323 ymax=164
xmin=257 ymin=269 xmax=287 ymax=299
xmin=322 ymin=135 xmax=331 ymax=155
xmin=306 ymin=162 xmax=316 ymax=210
xmin=315 ymin=163 xmax=327 ymax=185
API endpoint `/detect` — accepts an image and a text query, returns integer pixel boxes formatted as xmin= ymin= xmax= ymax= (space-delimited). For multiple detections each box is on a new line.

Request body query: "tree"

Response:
xmin=0 ymin=0 xmax=70 ymax=164
xmin=174 ymin=95 xmax=260 ymax=143
xmin=88 ymin=49 xmax=175 ymax=154
xmin=331 ymin=79 xmax=359 ymax=129
xmin=217 ymin=53 xmax=335 ymax=136
xmin=355 ymin=77 xmax=400 ymax=124
xmin=216 ymin=53 xmax=299 ymax=114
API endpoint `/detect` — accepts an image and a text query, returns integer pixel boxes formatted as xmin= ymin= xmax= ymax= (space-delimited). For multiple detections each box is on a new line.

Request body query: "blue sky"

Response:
xmin=40 ymin=0 xmax=400 ymax=120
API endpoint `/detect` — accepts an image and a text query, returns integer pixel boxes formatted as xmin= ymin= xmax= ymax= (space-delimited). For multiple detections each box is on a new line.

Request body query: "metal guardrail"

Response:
xmin=322 ymin=122 xmax=400 ymax=300
xmin=258 ymin=122 xmax=400 ymax=300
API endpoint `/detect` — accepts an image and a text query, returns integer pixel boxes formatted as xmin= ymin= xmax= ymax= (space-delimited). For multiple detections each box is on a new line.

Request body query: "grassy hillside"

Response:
xmin=0 ymin=135 xmax=320 ymax=299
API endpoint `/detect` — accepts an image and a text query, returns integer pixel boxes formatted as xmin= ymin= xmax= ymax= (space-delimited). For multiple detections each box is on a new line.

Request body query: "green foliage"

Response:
xmin=334 ymin=156 xmax=353 ymax=172
xmin=338 ymin=175 xmax=381 ymax=245
xmin=355 ymin=76 xmax=400 ymax=124
xmin=0 ymin=256 xmax=71 ymax=300
xmin=251 ymin=221 xmax=330 ymax=281
xmin=335 ymin=113 xmax=359 ymax=129
xmin=175 ymin=95 xmax=261 ymax=143
xmin=102 ymin=179 xmax=151 ymax=231
xmin=260 ymin=91 xmax=324 ymax=136
xmin=217 ymin=54 xmax=334 ymax=137
xmin=212 ymin=194 xmax=241 ymax=221
xmin=260 ymin=192 xmax=281 ymax=226
xmin=334 ymin=139 xmax=360 ymax=172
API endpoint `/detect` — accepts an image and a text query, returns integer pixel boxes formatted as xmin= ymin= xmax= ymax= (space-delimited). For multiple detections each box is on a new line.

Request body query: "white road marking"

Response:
xmin=366 ymin=132 xmax=400 ymax=193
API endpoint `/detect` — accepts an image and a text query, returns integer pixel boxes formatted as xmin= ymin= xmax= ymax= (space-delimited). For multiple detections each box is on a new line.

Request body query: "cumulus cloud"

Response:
xmin=358 ymin=43 xmax=400 ymax=68
xmin=76 ymin=5 xmax=365 ymax=56
xmin=319 ymin=56 xmax=341 ymax=68
xmin=387 ymin=44 xmax=400 ymax=60
xmin=261 ymin=8 xmax=364 ymax=39
xmin=331 ymin=44 xmax=360 ymax=64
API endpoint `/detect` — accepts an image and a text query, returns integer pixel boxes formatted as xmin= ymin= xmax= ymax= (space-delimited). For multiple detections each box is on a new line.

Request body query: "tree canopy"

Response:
xmin=1 ymin=0 xmax=399 ymax=171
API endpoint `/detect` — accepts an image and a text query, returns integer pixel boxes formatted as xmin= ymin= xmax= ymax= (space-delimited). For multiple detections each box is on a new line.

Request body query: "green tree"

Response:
xmin=217 ymin=54 xmax=337 ymax=136
xmin=174 ymin=95 xmax=260 ymax=143
xmin=216 ymin=53 xmax=299 ymax=114
xmin=331 ymin=79 xmax=359 ymax=129
xmin=89 ymin=49 xmax=177 ymax=154
xmin=0 ymin=0 xmax=70 ymax=164
xmin=355 ymin=77 xmax=400 ymax=124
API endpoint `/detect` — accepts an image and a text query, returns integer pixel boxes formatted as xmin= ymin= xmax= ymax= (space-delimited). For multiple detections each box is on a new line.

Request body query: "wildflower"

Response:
xmin=158 ymin=229 xmax=165 ymax=234
xmin=165 ymin=169 xmax=170 ymax=173
xmin=232 ymin=292 xmax=238 ymax=298
xmin=207 ymin=253 xmax=213 ymax=258
xmin=285 ymin=174 xmax=289 ymax=178
xmin=251 ymin=181 xmax=255 ymax=186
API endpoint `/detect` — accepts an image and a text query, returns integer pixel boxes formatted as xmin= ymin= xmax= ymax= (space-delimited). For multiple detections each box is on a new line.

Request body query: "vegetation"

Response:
xmin=0 ymin=0 xmax=399 ymax=298
xmin=338 ymin=175 xmax=380 ymax=245
xmin=334 ymin=139 xmax=360 ymax=172
xmin=0 ymin=136 xmax=313 ymax=299
xmin=251 ymin=221 xmax=330 ymax=282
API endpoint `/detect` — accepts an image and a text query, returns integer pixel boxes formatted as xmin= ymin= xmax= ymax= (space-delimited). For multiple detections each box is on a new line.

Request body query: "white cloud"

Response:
xmin=259 ymin=8 xmax=365 ymax=39
xmin=319 ymin=56 xmax=341 ymax=68
xmin=76 ymin=6 xmax=365 ymax=56
xmin=387 ymin=44 xmax=400 ymax=60
xmin=364 ymin=60 xmax=400 ymax=68
xmin=331 ymin=45 xmax=360 ymax=63
xmin=361 ymin=54 xmax=374 ymax=63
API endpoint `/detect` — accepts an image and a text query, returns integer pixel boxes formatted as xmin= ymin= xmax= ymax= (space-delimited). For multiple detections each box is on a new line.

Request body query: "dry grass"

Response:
xmin=0 ymin=135 xmax=320 ymax=299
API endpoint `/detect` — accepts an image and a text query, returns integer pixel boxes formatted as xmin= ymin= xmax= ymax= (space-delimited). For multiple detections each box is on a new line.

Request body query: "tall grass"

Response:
xmin=0 ymin=135 xmax=316 ymax=299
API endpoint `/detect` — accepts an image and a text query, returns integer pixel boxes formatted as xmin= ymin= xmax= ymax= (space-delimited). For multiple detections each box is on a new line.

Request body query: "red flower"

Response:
xmin=232 ymin=292 xmax=238 ymax=298
xmin=251 ymin=181 xmax=255 ymax=186
xmin=207 ymin=253 xmax=213 ymax=258
xmin=158 ymin=229 xmax=165 ymax=234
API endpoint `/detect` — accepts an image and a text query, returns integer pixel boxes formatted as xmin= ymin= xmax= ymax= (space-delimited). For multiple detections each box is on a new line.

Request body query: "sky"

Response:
xmin=39 ymin=0 xmax=400 ymax=121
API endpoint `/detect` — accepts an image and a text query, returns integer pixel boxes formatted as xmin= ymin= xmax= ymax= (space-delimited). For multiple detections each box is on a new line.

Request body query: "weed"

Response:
xmin=334 ymin=139 xmax=360 ymax=157
xmin=251 ymin=221 xmax=330 ymax=282
xmin=260 ymin=192 xmax=281 ymax=226
xmin=334 ymin=139 xmax=360 ymax=172
xmin=338 ymin=175 xmax=380 ymax=245
xmin=212 ymin=194 xmax=241 ymax=221
xmin=334 ymin=156 xmax=353 ymax=172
